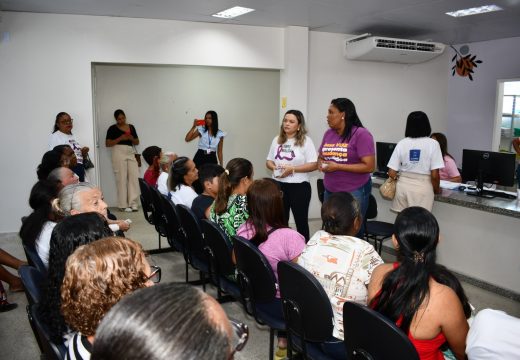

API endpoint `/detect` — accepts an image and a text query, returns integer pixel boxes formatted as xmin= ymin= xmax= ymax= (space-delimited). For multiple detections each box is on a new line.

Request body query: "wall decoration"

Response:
xmin=450 ymin=45 xmax=483 ymax=81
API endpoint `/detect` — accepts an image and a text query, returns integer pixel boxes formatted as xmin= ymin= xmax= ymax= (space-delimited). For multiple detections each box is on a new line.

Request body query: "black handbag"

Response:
xmin=83 ymin=154 xmax=95 ymax=169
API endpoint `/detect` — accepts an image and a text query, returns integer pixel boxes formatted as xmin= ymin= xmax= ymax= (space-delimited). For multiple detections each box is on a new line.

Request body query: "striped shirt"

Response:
xmin=66 ymin=333 xmax=92 ymax=360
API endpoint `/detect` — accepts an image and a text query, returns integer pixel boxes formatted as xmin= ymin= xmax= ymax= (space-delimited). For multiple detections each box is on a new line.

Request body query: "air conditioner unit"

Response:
xmin=344 ymin=35 xmax=445 ymax=64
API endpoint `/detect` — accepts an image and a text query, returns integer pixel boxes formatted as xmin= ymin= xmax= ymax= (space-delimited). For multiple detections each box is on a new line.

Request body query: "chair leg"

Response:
xmin=200 ymin=271 xmax=206 ymax=292
xmin=185 ymin=262 xmax=189 ymax=283
xmin=269 ymin=328 xmax=274 ymax=360
xmin=157 ymin=233 xmax=161 ymax=250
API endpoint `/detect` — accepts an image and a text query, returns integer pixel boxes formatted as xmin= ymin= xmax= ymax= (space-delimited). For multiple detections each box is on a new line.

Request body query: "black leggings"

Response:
xmin=278 ymin=181 xmax=311 ymax=241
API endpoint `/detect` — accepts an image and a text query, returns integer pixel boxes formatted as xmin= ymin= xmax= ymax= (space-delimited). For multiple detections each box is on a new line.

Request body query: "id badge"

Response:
xmin=206 ymin=149 xmax=211 ymax=154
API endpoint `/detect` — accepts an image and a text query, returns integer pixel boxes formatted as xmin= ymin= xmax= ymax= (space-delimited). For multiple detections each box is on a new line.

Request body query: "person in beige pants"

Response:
xmin=106 ymin=109 xmax=140 ymax=212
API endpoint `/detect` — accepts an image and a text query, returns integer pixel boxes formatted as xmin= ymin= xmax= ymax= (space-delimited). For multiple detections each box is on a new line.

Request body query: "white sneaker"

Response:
xmin=124 ymin=207 xmax=133 ymax=213
xmin=131 ymin=206 xmax=139 ymax=212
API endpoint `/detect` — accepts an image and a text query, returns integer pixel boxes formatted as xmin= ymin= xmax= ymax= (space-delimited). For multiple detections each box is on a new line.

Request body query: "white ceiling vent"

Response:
xmin=345 ymin=35 xmax=445 ymax=64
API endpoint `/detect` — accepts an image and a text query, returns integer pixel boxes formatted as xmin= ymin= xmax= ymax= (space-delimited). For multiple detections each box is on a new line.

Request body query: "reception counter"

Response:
xmin=371 ymin=178 xmax=520 ymax=299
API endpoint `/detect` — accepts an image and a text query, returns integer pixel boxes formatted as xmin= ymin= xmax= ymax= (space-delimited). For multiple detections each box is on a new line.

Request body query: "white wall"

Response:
xmin=305 ymin=31 xmax=450 ymax=218
xmin=447 ymin=37 xmax=520 ymax=165
xmin=0 ymin=12 xmax=283 ymax=232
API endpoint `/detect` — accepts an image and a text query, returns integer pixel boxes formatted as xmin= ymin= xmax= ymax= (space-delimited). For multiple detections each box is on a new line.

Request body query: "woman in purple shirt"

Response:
xmin=318 ymin=98 xmax=375 ymax=236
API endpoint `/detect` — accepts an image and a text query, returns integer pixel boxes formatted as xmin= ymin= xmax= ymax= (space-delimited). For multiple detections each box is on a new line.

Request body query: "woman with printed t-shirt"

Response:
xmin=387 ymin=111 xmax=444 ymax=212
xmin=185 ymin=111 xmax=226 ymax=167
xmin=266 ymin=110 xmax=317 ymax=241
xmin=106 ymin=109 xmax=140 ymax=212
xmin=48 ymin=112 xmax=90 ymax=182
xmin=318 ymin=98 xmax=375 ymax=237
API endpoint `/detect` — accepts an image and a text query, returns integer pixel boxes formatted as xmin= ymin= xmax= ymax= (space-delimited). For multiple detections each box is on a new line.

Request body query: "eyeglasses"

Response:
xmin=147 ymin=265 xmax=161 ymax=284
xmin=229 ymin=319 xmax=249 ymax=357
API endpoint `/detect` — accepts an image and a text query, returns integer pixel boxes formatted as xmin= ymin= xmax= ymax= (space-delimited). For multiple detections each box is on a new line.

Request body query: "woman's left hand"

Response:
xmin=278 ymin=165 xmax=294 ymax=178
xmin=81 ymin=147 xmax=89 ymax=154
xmin=320 ymin=160 xmax=338 ymax=172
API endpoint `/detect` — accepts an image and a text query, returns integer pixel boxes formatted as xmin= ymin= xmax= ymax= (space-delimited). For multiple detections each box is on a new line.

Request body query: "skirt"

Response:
xmin=391 ymin=172 xmax=434 ymax=212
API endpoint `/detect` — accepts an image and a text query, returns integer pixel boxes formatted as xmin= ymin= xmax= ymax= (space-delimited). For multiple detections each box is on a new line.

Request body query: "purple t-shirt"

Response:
xmin=319 ymin=126 xmax=375 ymax=192
xmin=237 ymin=221 xmax=306 ymax=298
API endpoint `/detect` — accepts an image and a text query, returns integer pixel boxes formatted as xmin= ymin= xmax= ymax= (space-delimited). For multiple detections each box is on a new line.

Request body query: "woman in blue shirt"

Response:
xmin=185 ymin=110 xmax=226 ymax=167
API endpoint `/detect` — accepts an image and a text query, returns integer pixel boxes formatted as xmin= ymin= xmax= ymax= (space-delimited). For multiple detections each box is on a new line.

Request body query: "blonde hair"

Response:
xmin=61 ymin=237 xmax=149 ymax=336
xmin=277 ymin=109 xmax=307 ymax=147
xmin=51 ymin=182 xmax=95 ymax=216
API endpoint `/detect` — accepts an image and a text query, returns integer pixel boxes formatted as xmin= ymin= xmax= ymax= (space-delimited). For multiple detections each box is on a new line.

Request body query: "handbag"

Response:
xmin=133 ymin=146 xmax=142 ymax=167
xmin=379 ymin=175 xmax=397 ymax=200
xmin=83 ymin=154 xmax=95 ymax=169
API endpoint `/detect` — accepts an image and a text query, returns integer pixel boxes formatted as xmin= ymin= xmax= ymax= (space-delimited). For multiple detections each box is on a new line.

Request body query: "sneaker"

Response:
xmin=131 ymin=206 xmax=139 ymax=212
xmin=274 ymin=346 xmax=287 ymax=360
xmin=0 ymin=299 xmax=17 ymax=312
xmin=124 ymin=207 xmax=133 ymax=213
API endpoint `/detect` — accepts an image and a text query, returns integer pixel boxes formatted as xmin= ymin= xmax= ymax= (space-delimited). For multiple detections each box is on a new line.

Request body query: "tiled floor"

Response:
xmin=1 ymin=209 xmax=519 ymax=359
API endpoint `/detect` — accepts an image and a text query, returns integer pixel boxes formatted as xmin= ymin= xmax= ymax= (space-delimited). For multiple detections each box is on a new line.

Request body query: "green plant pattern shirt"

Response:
xmin=209 ymin=194 xmax=249 ymax=242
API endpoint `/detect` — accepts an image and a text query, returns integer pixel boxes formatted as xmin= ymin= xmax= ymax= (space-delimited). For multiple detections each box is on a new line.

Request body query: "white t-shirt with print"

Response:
xmin=157 ymin=172 xmax=169 ymax=196
xmin=48 ymin=131 xmax=84 ymax=164
xmin=36 ymin=221 xmax=57 ymax=269
xmin=297 ymin=230 xmax=383 ymax=340
xmin=266 ymin=135 xmax=318 ymax=183
xmin=387 ymin=137 xmax=444 ymax=175
xmin=169 ymin=184 xmax=198 ymax=208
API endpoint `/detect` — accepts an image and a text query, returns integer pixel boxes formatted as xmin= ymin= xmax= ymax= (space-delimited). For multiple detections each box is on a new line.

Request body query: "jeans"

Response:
xmin=324 ymin=178 xmax=372 ymax=238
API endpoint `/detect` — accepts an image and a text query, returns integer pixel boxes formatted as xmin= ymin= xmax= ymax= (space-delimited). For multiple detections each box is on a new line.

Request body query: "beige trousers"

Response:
xmin=111 ymin=144 xmax=140 ymax=209
xmin=391 ymin=172 xmax=434 ymax=212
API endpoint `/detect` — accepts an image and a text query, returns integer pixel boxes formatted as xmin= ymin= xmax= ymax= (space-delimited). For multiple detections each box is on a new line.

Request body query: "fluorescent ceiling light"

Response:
xmin=446 ymin=5 xmax=503 ymax=17
xmin=212 ymin=6 xmax=255 ymax=19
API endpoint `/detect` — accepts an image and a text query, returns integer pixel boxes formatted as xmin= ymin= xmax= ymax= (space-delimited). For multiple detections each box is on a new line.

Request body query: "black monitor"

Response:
xmin=461 ymin=149 xmax=516 ymax=197
xmin=376 ymin=142 xmax=397 ymax=173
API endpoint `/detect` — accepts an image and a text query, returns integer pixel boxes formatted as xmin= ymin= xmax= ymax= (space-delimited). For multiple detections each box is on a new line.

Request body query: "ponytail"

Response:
xmin=213 ymin=158 xmax=252 ymax=215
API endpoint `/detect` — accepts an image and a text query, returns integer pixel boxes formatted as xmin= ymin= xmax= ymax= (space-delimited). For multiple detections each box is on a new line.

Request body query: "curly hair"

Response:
xmin=61 ymin=237 xmax=149 ymax=337
xmin=40 ymin=212 xmax=113 ymax=343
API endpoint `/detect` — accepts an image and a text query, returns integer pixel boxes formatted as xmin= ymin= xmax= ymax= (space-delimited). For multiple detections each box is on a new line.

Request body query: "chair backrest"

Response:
xmin=29 ymin=303 xmax=67 ymax=360
xmin=277 ymin=261 xmax=334 ymax=342
xmin=233 ymin=235 xmax=277 ymax=303
xmin=160 ymin=195 xmax=186 ymax=251
xmin=317 ymin=179 xmax=325 ymax=204
xmin=22 ymin=242 xmax=48 ymax=276
xmin=138 ymin=178 xmax=154 ymax=224
xmin=149 ymin=186 xmax=167 ymax=236
xmin=18 ymin=265 xmax=47 ymax=305
xmin=202 ymin=219 xmax=235 ymax=277
xmin=343 ymin=301 xmax=419 ymax=360
xmin=176 ymin=204 xmax=207 ymax=261
xmin=366 ymin=194 xmax=378 ymax=220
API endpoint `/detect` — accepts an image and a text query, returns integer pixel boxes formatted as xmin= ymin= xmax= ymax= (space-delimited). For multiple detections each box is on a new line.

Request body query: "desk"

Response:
xmin=371 ymin=177 xmax=520 ymax=297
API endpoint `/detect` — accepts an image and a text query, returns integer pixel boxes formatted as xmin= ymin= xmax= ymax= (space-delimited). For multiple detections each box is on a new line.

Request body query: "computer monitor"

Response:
xmin=376 ymin=142 xmax=397 ymax=173
xmin=461 ymin=149 xmax=516 ymax=196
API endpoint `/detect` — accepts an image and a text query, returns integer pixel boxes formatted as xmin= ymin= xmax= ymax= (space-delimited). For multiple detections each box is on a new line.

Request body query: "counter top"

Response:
xmin=372 ymin=177 xmax=520 ymax=219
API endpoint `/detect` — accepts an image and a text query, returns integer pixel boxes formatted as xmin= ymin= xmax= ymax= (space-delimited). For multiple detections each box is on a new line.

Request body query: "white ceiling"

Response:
xmin=2 ymin=0 xmax=520 ymax=44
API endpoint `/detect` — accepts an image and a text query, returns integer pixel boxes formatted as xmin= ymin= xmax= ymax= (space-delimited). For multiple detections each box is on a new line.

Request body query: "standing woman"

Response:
xmin=318 ymin=98 xmax=375 ymax=236
xmin=49 ymin=112 xmax=90 ymax=182
xmin=266 ymin=110 xmax=317 ymax=240
xmin=387 ymin=111 xmax=444 ymax=212
xmin=105 ymin=109 xmax=140 ymax=212
xmin=185 ymin=111 xmax=226 ymax=167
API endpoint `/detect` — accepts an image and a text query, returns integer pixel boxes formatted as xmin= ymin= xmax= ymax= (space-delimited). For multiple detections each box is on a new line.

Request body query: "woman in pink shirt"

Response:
xmin=431 ymin=133 xmax=461 ymax=183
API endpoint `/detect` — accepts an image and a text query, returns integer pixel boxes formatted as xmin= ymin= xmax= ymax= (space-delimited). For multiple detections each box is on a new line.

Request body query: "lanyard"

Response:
xmin=207 ymin=131 xmax=212 ymax=150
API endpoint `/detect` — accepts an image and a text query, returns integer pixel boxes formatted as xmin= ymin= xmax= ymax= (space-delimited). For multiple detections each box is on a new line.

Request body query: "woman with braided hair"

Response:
xmin=297 ymin=192 xmax=383 ymax=359
xmin=368 ymin=207 xmax=468 ymax=360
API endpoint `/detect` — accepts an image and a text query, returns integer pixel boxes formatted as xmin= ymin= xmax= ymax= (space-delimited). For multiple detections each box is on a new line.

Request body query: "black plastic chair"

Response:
xmin=202 ymin=219 xmax=240 ymax=302
xmin=364 ymin=194 xmax=393 ymax=254
xmin=343 ymin=301 xmax=419 ymax=360
xmin=233 ymin=235 xmax=286 ymax=360
xmin=18 ymin=265 xmax=46 ymax=305
xmin=29 ymin=303 xmax=67 ymax=360
xmin=278 ymin=261 xmax=336 ymax=360
xmin=138 ymin=178 xmax=154 ymax=225
xmin=176 ymin=204 xmax=211 ymax=290
xmin=160 ymin=195 xmax=186 ymax=253
xmin=149 ymin=186 xmax=169 ymax=252
xmin=317 ymin=179 xmax=325 ymax=204
xmin=22 ymin=242 xmax=48 ymax=277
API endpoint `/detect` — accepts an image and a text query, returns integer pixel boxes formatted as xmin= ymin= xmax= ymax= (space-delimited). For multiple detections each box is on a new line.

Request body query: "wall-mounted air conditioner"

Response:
xmin=344 ymin=35 xmax=445 ymax=64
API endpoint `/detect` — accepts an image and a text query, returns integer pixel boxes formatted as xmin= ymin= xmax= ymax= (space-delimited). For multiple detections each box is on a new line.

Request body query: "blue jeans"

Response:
xmin=324 ymin=178 xmax=372 ymax=238
xmin=516 ymin=164 xmax=520 ymax=189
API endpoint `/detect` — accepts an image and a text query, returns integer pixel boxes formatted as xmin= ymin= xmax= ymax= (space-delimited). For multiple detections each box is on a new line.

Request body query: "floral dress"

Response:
xmin=209 ymin=194 xmax=248 ymax=243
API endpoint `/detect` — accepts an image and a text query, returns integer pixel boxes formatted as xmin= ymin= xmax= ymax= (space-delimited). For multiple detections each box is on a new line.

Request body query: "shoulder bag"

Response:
xmin=379 ymin=175 xmax=398 ymax=200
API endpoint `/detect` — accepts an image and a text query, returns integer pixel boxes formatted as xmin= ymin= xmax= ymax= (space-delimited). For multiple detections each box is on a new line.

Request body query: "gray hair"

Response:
xmin=51 ymin=182 xmax=96 ymax=216
xmin=47 ymin=167 xmax=67 ymax=184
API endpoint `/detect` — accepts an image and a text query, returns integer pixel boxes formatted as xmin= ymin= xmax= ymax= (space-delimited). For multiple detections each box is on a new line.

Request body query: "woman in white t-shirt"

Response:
xmin=387 ymin=111 xmax=444 ymax=212
xmin=48 ymin=112 xmax=89 ymax=182
xmin=266 ymin=110 xmax=318 ymax=240
xmin=168 ymin=157 xmax=199 ymax=208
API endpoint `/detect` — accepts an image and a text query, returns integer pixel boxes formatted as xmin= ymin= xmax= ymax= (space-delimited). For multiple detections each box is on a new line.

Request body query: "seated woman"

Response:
xmin=53 ymin=144 xmax=78 ymax=169
xmin=19 ymin=179 xmax=60 ymax=268
xmin=168 ymin=156 xmax=199 ymax=207
xmin=61 ymin=237 xmax=156 ymax=360
xmin=37 ymin=149 xmax=63 ymax=180
xmin=368 ymin=207 xmax=469 ymax=360
xmin=157 ymin=154 xmax=173 ymax=196
xmin=297 ymin=192 xmax=383 ymax=358
xmin=91 ymin=283 xmax=247 ymax=360
xmin=236 ymin=178 xmax=305 ymax=358
xmin=430 ymin=133 xmax=462 ymax=183
xmin=40 ymin=212 xmax=113 ymax=345
xmin=210 ymin=158 xmax=253 ymax=240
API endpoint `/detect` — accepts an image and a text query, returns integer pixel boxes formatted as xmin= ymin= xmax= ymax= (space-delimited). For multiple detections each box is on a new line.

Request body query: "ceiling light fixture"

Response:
xmin=212 ymin=6 xmax=255 ymax=19
xmin=446 ymin=5 xmax=503 ymax=17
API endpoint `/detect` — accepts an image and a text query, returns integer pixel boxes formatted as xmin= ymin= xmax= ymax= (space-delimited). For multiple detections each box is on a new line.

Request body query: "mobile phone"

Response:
xmin=195 ymin=119 xmax=205 ymax=126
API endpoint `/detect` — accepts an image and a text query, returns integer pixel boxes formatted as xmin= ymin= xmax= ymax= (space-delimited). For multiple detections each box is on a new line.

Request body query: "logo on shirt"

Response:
xmin=275 ymin=144 xmax=295 ymax=161
xmin=409 ymin=149 xmax=421 ymax=162
xmin=321 ymin=142 xmax=349 ymax=163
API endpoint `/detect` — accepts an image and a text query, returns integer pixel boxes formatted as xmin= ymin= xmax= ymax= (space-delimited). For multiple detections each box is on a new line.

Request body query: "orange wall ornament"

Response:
xmin=450 ymin=45 xmax=483 ymax=81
